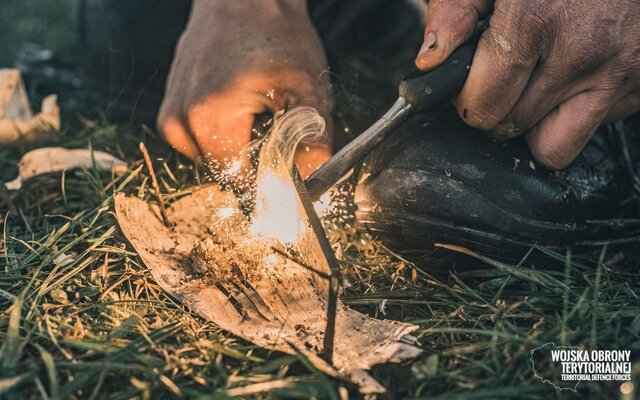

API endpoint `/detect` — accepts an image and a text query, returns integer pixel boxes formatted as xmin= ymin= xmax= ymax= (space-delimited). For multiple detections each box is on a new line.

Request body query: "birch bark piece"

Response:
xmin=5 ymin=147 xmax=128 ymax=190
xmin=115 ymin=185 xmax=422 ymax=394
xmin=0 ymin=69 xmax=60 ymax=145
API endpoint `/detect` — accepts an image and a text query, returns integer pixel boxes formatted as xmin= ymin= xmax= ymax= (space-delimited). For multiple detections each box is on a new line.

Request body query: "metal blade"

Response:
xmin=287 ymin=160 xmax=341 ymax=363
xmin=305 ymin=97 xmax=413 ymax=201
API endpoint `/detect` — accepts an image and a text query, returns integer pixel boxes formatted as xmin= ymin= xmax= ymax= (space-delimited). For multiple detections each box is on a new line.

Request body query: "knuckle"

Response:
xmin=552 ymin=8 xmax=625 ymax=75
xmin=450 ymin=2 xmax=481 ymax=35
xmin=427 ymin=0 xmax=481 ymax=41
xmin=559 ymin=38 xmax=611 ymax=76
xmin=608 ymin=63 xmax=639 ymax=87
xmin=489 ymin=0 xmax=556 ymax=57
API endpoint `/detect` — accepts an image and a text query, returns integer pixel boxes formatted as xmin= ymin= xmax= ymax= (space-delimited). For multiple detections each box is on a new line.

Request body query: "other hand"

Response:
xmin=416 ymin=0 xmax=640 ymax=170
xmin=158 ymin=0 xmax=333 ymax=178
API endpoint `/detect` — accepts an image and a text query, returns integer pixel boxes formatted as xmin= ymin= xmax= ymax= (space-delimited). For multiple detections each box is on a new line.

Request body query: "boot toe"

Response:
xmin=354 ymin=107 xmax=640 ymax=258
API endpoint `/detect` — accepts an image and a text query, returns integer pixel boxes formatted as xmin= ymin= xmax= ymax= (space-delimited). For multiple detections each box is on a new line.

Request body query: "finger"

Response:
xmin=605 ymin=92 xmax=640 ymax=122
xmin=495 ymin=67 xmax=590 ymax=137
xmin=498 ymin=36 xmax=618 ymax=136
xmin=294 ymin=142 xmax=332 ymax=180
xmin=416 ymin=0 xmax=492 ymax=71
xmin=291 ymin=115 xmax=332 ymax=180
xmin=185 ymin=98 xmax=257 ymax=193
xmin=455 ymin=10 xmax=541 ymax=134
xmin=186 ymin=99 xmax=254 ymax=164
xmin=157 ymin=112 xmax=200 ymax=159
xmin=526 ymin=90 xmax=614 ymax=170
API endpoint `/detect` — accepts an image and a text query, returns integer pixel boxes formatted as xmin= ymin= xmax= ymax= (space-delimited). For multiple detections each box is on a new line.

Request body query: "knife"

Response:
xmin=286 ymin=26 xmax=485 ymax=364
xmin=304 ymin=36 xmax=480 ymax=201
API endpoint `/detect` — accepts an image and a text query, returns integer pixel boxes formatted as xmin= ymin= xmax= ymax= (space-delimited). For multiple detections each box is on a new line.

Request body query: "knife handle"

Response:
xmin=399 ymin=36 xmax=479 ymax=113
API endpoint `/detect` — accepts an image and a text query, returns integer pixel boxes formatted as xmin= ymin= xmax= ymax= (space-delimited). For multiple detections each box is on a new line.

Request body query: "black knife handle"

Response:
xmin=399 ymin=38 xmax=478 ymax=113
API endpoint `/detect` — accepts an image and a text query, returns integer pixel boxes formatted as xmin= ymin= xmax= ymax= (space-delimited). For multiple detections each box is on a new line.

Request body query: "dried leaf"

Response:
xmin=0 ymin=69 xmax=59 ymax=146
xmin=5 ymin=147 xmax=127 ymax=190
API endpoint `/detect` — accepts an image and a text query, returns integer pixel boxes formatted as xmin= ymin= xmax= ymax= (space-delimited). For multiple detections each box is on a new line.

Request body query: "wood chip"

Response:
xmin=0 ymin=69 xmax=60 ymax=146
xmin=5 ymin=147 xmax=128 ymax=190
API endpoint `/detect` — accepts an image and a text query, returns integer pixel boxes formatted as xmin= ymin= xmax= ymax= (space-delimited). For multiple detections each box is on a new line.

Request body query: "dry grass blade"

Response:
xmin=139 ymin=142 xmax=171 ymax=227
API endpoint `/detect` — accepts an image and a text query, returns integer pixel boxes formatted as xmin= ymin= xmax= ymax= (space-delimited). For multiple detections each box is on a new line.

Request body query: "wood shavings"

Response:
xmin=0 ymin=69 xmax=60 ymax=145
xmin=53 ymin=253 xmax=74 ymax=267
xmin=189 ymin=237 xmax=264 ymax=284
xmin=5 ymin=147 xmax=128 ymax=190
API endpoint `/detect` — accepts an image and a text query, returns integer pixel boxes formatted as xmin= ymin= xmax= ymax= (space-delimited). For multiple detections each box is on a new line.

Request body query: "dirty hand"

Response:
xmin=158 ymin=0 xmax=333 ymax=178
xmin=416 ymin=0 xmax=640 ymax=170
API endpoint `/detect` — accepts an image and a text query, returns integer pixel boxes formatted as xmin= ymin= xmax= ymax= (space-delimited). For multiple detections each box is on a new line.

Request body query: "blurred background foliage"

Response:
xmin=0 ymin=0 xmax=78 ymax=68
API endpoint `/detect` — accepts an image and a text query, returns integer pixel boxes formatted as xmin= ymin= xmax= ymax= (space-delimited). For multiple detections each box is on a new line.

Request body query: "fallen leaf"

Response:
xmin=0 ymin=69 xmax=59 ymax=146
xmin=5 ymin=147 xmax=127 ymax=190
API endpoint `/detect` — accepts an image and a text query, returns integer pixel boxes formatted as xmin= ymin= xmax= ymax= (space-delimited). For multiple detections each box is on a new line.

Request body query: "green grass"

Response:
xmin=0 ymin=120 xmax=639 ymax=399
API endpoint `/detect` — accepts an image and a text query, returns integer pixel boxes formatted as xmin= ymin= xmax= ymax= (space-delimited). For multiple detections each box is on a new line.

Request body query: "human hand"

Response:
xmin=416 ymin=0 xmax=640 ymax=170
xmin=158 ymin=0 xmax=333 ymax=179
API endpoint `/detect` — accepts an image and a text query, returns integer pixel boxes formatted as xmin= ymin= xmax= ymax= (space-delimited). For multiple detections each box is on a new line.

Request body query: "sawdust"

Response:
xmin=189 ymin=237 xmax=265 ymax=284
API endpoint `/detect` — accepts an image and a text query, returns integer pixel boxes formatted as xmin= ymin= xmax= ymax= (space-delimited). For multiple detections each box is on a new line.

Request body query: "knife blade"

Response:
xmin=304 ymin=37 xmax=479 ymax=201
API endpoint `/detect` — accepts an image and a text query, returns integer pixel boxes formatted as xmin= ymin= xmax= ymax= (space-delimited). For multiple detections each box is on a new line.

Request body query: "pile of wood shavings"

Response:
xmin=189 ymin=237 xmax=268 ymax=285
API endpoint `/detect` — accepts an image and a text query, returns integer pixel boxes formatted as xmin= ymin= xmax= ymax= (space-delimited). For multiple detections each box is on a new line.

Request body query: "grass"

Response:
xmin=0 ymin=118 xmax=638 ymax=400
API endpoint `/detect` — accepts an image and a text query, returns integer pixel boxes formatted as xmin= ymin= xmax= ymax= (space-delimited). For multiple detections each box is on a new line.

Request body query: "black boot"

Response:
xmin=354 ymin=106 xmax=640 ymax=260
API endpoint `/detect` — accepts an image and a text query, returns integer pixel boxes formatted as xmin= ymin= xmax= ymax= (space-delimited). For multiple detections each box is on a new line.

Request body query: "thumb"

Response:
xmin=416 ymin=0 xmax=492 ymax=71
xmin=295 ymin=141 xmax=332 ymax=180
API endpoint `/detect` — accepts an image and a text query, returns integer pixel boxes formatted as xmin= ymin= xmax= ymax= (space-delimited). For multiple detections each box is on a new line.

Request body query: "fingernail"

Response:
xmin=418 ymin=32 xmax=438 ymax=60
xmin=492 ymin=121 xmax=522 ymax=139
xmin=426 ymin=32 xmax=437 ymax=49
